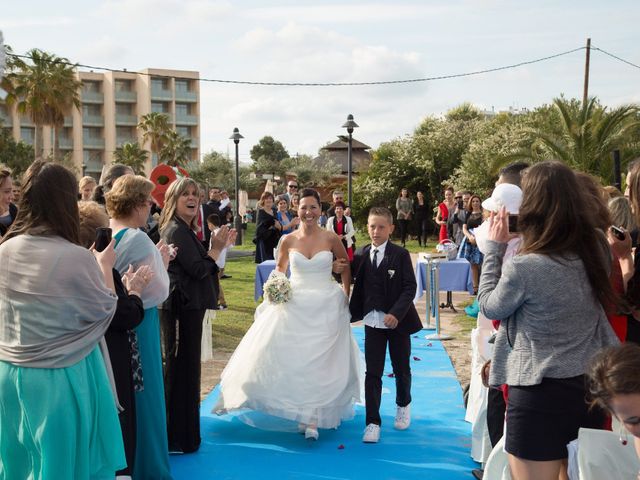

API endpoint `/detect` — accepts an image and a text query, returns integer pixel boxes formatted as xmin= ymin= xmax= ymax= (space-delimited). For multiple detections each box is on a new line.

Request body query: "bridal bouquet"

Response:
xmin=263 ymin=271 xmax=292 ymax=305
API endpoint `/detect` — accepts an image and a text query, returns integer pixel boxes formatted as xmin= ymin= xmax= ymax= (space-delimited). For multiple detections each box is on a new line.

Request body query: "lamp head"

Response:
xmin=229 ymin=127 xmax=244 ymax=144
xmin=341 ymin=114 xmax=358 ymax=135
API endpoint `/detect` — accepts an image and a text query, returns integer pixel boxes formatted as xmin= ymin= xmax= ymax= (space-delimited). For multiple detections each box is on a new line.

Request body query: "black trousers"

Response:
xmin=364 ymin=325 xmax=412 ymax=426
xmin=415 ymin=216 xmax=429 ymax=245
xmin=397 ymin=219 xmax=409 ymax=245
xmin=487 ymin=387 xmax=506 ymax=447
xmin=160 ymin=307 xmax=205 ymax=453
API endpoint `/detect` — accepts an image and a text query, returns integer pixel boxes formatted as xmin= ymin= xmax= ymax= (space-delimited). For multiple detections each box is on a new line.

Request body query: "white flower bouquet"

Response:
xmin=263 ymin=271 xmax=292 ymax=305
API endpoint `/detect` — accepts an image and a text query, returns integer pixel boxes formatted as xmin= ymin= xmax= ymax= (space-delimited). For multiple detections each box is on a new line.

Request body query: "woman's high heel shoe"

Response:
xmin=304 ymin=426 xmax=319 ymax=441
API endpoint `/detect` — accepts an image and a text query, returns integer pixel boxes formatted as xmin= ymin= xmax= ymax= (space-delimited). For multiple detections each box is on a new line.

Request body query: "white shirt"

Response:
xmin=363 ymin=241 xmax=388 ymax=329
xmin=211 ymin=227 xmax=232 ymax=268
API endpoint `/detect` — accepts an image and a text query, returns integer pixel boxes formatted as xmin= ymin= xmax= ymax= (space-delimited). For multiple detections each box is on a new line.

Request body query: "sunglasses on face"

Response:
xmin=288 ymin=185 xmax=298 ymax=189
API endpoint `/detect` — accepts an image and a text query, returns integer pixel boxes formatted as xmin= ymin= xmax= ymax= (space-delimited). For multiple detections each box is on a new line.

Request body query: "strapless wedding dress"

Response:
xmin=213 ymin=250 xmax=362 ymax=429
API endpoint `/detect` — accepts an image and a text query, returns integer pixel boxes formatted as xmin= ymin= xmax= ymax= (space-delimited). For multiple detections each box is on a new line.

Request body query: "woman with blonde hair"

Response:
xmin=79 ymin=175 xmax=97 ymax=201
xmin=158 ymin=177 xmax=233 ymax=453
xmin=106 ymin=174 xmax=173 ymax=479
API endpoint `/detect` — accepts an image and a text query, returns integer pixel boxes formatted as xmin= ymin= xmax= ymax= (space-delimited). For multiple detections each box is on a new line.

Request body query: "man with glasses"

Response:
xmin=284 ymin=181 xmax=298 ymax=204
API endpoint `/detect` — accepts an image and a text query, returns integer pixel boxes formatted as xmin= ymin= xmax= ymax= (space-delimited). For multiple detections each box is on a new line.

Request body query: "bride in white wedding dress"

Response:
xmin=213 ymin=189 xmax=362 ymax=440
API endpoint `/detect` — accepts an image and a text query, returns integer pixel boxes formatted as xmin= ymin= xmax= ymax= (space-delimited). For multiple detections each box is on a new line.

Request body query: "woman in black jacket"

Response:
xmin=254 ymin=191 xmax=282 ymax=263
xmin=158 ymin=178 xmax=234 ymax=453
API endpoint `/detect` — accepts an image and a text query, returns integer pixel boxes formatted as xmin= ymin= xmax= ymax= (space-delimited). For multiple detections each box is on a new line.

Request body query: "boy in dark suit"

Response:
xmin=349 ymin=207 xmax=422 ymax=443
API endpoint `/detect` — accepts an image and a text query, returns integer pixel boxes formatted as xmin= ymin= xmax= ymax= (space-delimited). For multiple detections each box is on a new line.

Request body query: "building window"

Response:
xmin=116 ymin=103 xmax=134 ymax=115
xmin=151 ymin=102 xmax=169 ymax=113
xmin=82 ymin=104 xmax=102 ymax=116
xmin=83 ymin=127 xmax=102 ymax=138
xmin=20 ymin=127 xmax=35 ymax=144
xmin=151 ymin=78 xmax=168 ymax=90
xmin=82 ymin=81 xmax=101 ymax=93
xmin=175 ymin=103 xmax=190 ymax=115
xmin=115 ymin=79 xmax=133 ymax=92
xmin=175 ymin=79 xmax=190 ymax=92
xmin=176 ymin=126 xmax=190 ymax=137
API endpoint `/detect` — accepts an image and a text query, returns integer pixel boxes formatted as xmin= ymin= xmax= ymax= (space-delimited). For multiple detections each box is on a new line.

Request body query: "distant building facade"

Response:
xmin=0 ymin=68 xmax=200 ymax=178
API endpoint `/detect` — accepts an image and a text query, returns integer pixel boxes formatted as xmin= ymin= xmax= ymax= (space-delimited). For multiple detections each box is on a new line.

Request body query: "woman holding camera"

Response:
xmin=478 ymin=161 xmax=619 ymax=480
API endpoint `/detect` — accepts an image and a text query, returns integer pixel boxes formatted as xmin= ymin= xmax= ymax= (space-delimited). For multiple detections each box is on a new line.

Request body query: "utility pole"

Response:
xmin=583 ymin=38 xmax=591 ymax=106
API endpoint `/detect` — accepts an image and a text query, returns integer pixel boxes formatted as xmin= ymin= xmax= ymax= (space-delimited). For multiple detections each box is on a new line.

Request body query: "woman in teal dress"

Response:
xmin=106 ymin=175 xmax=172 ymax=480
xmin=0 ymin=161 xmax=125 ymax=479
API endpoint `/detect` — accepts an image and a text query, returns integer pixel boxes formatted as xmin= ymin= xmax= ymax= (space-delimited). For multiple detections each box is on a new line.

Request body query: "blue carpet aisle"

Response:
xmin=170 ymin=327 xmax=478 ymax=479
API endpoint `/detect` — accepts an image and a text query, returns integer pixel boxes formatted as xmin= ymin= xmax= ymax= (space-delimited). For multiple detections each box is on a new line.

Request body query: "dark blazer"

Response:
xmin=254 ymin=208 xmax=280 ymax=263
xmin=200 ymin=203 xmax=216 ymax=249
xmin=160 ymin=217 xmax=218 ymax=311
xmin=349 ymin=242 xmax=422 ymax=335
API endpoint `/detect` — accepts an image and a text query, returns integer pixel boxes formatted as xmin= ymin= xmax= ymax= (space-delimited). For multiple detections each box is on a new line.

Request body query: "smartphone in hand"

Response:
xmin=508 ymin=215 xmax=519 ymax=233
xmin=95 ymin=227 xmax=112 ymax=252
xmin=611 ymin=225 xmax=626 ymax=241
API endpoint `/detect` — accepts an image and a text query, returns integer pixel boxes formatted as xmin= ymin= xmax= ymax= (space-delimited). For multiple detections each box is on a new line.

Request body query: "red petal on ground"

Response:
xmin=413 ymin=356 xmax=421 ymax=361
xmin=338 ymin=444 xmax=345 ymax=449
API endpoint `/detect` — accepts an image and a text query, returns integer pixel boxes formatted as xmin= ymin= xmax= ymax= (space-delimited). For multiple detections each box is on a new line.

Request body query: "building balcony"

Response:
xmin=189 ymin=137 xmax=199 ymax=148
xmin=82 ymin=114 xmax=104 ymax=126
xmin=175 ymin=90 xmax=197 ymax=102
xmin=116 ymin=114 xmax=138 ymax=125
xmin=20 ymin=115 xmax=34 ymax=126
xmin=59 ymin=137 xmax=73 ymax=150
xmin=151 ymin=87 xmax=173 ymax=100
xmin=82 ymin=91 xmax=104 ymax=104
xmin=83 ymin=137 xmax=105 ymax=149
xmin=115 ymin=90 xmax=137 ymax=102
xmin=63 ymin=116 xmax=73 ymax=127
xmin=175 ymin=113 xmax=197 ymax=125
xmin=85 ymin=158 xmax=104 ymax=173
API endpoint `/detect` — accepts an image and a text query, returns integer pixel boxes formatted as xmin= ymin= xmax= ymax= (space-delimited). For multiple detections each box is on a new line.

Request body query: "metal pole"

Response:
xmin=424 ymin=257 xmax=435 ymax=330
xmin=582 ymin=38 xmax=591 ymax=106
xmin=426 ymin=260 xmax=453 ymax=341
xmin=347 ymin=131 xmax=353 ymax=207
xmin=613 ymin=150 xmax=621 ymax=191
xmin=234 ymin=139 xmax=242 ymax=245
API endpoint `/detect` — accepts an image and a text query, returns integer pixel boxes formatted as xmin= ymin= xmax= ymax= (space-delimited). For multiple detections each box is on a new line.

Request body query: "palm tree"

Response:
xmin=3 ymin=49 xmax=81 ymax=159
xmin=138 ymin=112 xmax=170 ymax=163
xmin=113 ymin=142 xmax=149 ymax=174
xmin=159 ymin=130 xmax=191 ymax=167
xmin=497 ymin=97 xmax=640 ymax=181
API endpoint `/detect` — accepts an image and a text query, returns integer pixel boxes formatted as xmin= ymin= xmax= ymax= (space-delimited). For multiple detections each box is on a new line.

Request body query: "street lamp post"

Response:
xmin=341 ymin=114 xmax=359 ymax=207
xmin=229 ymin=127 xmax=244 ymax=246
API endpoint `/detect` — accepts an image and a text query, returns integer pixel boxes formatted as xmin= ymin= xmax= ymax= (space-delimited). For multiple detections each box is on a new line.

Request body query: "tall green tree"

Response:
xmin=3 ymin=49 xmax=81 ymax=159
xmin=113 ymin=142 xmax=149 ymax=174
xmin=0 ymin=125 xmax=34 ymax=179
xmin=280 ymin=154 xmax=340 ymax=187
xmin=250 ymin=136 xmax=288 ymax=176
xmin=186 ymin=150 xmax=234 ymax=189
xmin=498 ymin=97 xmax=640 ymax=182
xmin=137 ymin=112 xmax=170 ymax=162
xmin=159 ymin=130 xmax=191 ymax=167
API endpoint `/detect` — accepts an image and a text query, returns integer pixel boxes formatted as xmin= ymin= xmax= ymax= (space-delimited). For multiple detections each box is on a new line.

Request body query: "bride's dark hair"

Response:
xmin=299 ymin=188 xmax=321 ymax=205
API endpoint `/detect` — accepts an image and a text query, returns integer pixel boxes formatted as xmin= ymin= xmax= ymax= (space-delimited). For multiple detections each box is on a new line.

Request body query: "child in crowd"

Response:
xmin=349 ymin=207 xmax=422 ymax=443
xmin=207 ymin=213 xmax=231 ymax=309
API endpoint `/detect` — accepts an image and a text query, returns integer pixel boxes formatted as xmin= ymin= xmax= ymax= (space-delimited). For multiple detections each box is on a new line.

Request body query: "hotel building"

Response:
xmin=0 ymin=68 xmax=200 ymax=177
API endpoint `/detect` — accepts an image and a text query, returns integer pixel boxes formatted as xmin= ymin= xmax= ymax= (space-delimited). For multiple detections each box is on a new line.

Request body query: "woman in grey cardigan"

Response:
xmin=478 ymin=161 xmax=619 ymax=480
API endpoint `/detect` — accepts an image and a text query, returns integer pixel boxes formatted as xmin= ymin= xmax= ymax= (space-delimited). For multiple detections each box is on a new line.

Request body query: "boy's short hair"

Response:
xmin=368 ymin=206 xmax=393 ymax=224
xmin=207 ymin=213 xmax=221 ymax=227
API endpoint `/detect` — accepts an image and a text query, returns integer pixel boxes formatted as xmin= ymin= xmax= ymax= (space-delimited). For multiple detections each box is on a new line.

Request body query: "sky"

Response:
xmin=3 ymin=1 xmax=639 ymax=164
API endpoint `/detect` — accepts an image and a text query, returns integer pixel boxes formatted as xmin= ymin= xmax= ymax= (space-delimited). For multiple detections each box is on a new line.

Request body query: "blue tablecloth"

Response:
xmin=414 ymin=258 xmax=474 ymax=301
xmin=254 ymin=260 xmax=277 ymax=301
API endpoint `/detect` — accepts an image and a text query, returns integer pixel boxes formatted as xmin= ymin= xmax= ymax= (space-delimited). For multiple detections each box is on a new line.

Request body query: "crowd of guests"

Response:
xmin=0 ymin=161 xmax=234 ymax=479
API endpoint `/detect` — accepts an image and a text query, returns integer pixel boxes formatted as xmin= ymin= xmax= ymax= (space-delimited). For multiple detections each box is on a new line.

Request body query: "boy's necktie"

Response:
xmin=372 ymin=248 xmax=379 ymax=268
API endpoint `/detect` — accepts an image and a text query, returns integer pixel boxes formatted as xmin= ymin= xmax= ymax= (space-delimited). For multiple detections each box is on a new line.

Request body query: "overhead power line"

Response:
xmin=5 ymin=45 xmax=638 ymax=87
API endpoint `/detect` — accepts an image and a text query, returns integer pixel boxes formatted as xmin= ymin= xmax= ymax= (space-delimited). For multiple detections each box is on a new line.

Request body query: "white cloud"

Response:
xmin=1 ymin=17 xmax=76 ymax=28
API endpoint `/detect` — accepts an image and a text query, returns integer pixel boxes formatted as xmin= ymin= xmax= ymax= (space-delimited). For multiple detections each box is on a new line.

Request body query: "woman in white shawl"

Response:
xmin=106 ymin=175 xmax=172 ymax=480
xmin=0 ymin=161 xmax=125 ymax=478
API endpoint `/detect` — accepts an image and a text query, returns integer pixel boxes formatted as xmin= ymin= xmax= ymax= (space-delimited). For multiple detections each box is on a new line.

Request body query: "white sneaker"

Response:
xmin=362 ymin=423 xmax=381 ymax=443
xmin=394 ymin=404 xmax=411 ymax=430
xmin=305 ymin=426 xmax=319 ymax=441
